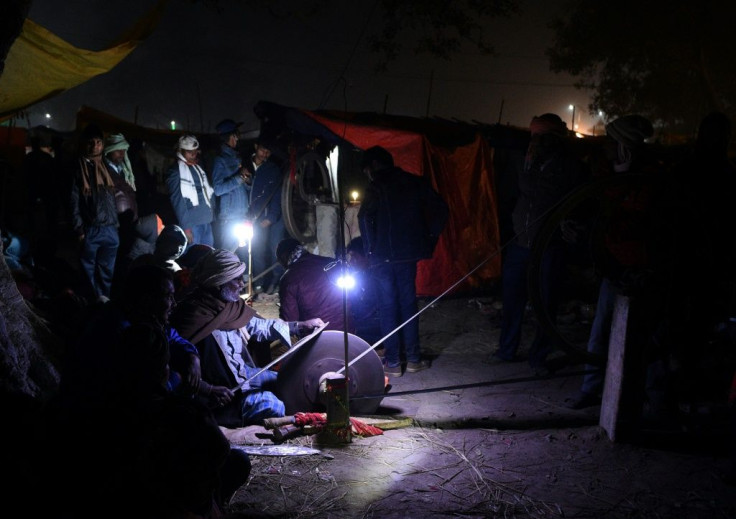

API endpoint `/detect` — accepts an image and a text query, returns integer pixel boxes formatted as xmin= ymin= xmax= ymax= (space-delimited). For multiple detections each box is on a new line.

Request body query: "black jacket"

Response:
xmin=358 ymin=166 xmax=448 ymax=263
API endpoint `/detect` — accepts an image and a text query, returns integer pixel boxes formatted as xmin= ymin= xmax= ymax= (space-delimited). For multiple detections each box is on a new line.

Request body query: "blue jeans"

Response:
xmin=186 ymin=223 xmax=214 ymax=249
xmin=580 ymin=277 xmax=617 ymax=395
xmin=497 ymin=241 xmax=565 ymax=367
xmin=372 ymin=261 xmax=420 ymax=367
xmin=80 ymin=225 xmax=119 ymax=299
xmin=240 ymin=366 xmax=284 ymax=425
xmin=252 ymin=218 xmax=286 ymax=289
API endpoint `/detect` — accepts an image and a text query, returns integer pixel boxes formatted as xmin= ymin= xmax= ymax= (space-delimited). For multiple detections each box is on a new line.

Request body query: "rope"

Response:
xmin=337 ymin=177 xmax=598 ymax=375
xmin=350 ymin=369 xmax=598 ymax=400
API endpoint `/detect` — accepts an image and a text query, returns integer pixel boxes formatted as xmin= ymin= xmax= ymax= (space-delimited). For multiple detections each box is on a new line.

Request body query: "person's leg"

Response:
xmin=373 ymin=263 xmax=401 ymax=370
xmin=78 ymin=227 xmax=101 ymax=300
xmin=528 ymin=243 xmax=565 ymax=368
xmin=250 ymin=223 xmax=268 ymax=290
xmin=395 ymin=261 xmax=422 ymax=364
xmin=265 ymin=219 xmax=286 ymax=293
xmin=496 ymin=242 xmax=530 ymax=361
xmin=241 ymin=390 xmax=285 ymax=425
xmin=94 ymin=225 xmax=119 ymax=300
xmin=581 ymin=277 xmax=616 ymax=394
xmin=218 ymin=448 xmax=251 ymax=507
xmin=216 ymin=219 xmax=238 ymax=252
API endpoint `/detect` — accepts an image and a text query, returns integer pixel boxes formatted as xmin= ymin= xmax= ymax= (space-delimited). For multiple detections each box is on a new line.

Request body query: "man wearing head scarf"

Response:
xmin=166 ymin=135 xmax=215 ymax=248
xmin=170 ymin=248 xmax=324 ymax=426
xmin=568 ymin=114 xmax=657 ymax=410
xmin=69 ymin=123 xmax=119 ymax=303
xmin=104 ymin=132 xmax=149 ymax=292
xmin=489 ymin=114 xmax=589 ymax=374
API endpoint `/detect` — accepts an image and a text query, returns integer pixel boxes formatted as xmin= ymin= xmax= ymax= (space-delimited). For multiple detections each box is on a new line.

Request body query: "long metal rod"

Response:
xmin=241 ymin=323 xmax=329 ymax=386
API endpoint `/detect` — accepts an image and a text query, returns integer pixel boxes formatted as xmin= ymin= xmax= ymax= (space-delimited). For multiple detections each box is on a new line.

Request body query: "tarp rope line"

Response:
xmin=336 ymin=178 xmax=596 ymax=375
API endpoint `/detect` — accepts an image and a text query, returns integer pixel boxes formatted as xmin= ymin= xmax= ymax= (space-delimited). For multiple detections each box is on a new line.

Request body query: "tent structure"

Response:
xmin=254 ymin=101 xmax=503 ymax=297
xmin=0 ymin=1 xmax=168 ymax=122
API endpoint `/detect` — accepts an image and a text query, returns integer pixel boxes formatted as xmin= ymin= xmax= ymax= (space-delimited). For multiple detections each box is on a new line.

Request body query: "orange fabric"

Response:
xmin=302 ymin=111 xmax=501 ymax=296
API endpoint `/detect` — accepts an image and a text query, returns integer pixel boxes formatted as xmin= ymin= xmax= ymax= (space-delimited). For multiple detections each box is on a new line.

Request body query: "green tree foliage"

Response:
xmin=193 ymin=0 xmax=519 ymax=69
xmin=547 ymin=0 xmax=736 ymax=133
xmin=367 ymin=0 xmax=519 ymax=69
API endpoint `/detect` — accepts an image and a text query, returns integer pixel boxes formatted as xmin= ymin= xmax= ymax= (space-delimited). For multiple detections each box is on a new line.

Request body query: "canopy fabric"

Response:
xmin=0 ymin=1 xmax=167 ymax=121
xmin=302 ymin=109 xmax=501 ymax=297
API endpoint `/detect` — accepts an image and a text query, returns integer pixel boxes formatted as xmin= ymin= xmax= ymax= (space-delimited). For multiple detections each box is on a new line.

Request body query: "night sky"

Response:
xmin=25 ymin=0 xmax=595 ymax=134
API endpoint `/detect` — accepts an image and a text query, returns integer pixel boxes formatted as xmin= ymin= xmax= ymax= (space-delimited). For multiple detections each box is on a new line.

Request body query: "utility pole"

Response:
xmin=497 ymin=99 xmax=505 ymax=124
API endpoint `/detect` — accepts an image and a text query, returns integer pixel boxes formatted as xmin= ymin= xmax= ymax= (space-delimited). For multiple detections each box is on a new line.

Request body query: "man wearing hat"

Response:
xmin=212 ymin=119 xmax=252 ymax=257
xmin=166 ymin=135 xmax=215 ymax=248
xmin=69 ymin=123 xmax=120 ymax=303
xmin=170 ymin=248 xmax=324 ymax=427
xmin=358 ymin=145 xmax=449 ymax=377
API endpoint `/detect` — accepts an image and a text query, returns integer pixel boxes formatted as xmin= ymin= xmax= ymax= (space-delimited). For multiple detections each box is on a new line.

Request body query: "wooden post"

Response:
xmin=599 ymin=293 xmax=630 ymax=441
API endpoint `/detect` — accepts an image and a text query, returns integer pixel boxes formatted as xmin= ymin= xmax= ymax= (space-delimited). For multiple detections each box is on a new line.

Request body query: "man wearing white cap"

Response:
xmin=166 ymin=135 xmax=215 ymax=248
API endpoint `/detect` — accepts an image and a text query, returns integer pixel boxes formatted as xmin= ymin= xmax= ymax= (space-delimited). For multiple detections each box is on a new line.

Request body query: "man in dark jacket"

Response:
xmin=211 ymin=118 xmax=251 ymax=256
xmin=69 ymin=123 xmax=119 ymax=303
xmin=247 ymin=137 xmax=286 ymax=295
xmin=358 ymin=146 xmax=449 ymax=377
xmin=489 ymin=114 xmax=589 ymax=373
xmin=276 ymin=238 xmax=351 ymax=333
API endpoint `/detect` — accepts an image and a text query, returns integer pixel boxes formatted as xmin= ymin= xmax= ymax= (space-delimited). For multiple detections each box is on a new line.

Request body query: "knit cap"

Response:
xmin=605 ymin=115 xmax=653 ymax=148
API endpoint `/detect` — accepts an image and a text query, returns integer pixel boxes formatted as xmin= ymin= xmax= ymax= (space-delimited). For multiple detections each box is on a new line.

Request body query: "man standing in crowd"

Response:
xmin=211 ymin=119 xmax=252 ymax=258
xmin=489 ymin=113 xmax=589 ymax=374
xmin=166 ymin=135 xmax=215 ymax=248
xmin=69 ymin=123 xmax=119 ymax=303
xmin=358 ymin=145 xmax=449 ymax=377
xmin=247 ymin=137 xmax=285 ymax=296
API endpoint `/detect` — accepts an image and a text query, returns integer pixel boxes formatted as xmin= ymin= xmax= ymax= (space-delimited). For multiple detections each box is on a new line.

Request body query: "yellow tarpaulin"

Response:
xmin=0 ymin=0 xmax=167 ymax=121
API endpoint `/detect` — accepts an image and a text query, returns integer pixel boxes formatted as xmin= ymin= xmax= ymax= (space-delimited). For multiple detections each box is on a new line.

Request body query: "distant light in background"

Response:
xmin=45 ymin=113 xmax=51 ymax=119
xmin=351 ymin=190 xmax=359 ymax=202
xmin=170 ymin=120 xmax=176 ymax=130
xmin=568 ymin=104 xmax=577 ymax=131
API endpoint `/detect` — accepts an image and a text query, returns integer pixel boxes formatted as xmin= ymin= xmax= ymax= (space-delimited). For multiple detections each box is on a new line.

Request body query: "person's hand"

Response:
xmin=184 ymin=228 xmax=194 ymax=245
xmin=259 ymin=219 xmax=272 ymax=228
xmin=240 ymin=166 xmax=252 ymax=184
xmin=299 ymin=318 xmax=325 ymax=332
xmin=185 ymin=353 xmax=201 ymax=393
xmin=209 ymin=385 xmax=234 ymax=407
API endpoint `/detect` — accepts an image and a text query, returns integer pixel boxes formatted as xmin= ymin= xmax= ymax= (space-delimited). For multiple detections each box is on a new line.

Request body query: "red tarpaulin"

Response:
xmin=303 ymin=110 xmax=501 ymax=297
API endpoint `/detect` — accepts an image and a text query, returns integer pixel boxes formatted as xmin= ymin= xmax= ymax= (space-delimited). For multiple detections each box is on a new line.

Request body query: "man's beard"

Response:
xmin=220 ymin=284 xmax=241 ymax=302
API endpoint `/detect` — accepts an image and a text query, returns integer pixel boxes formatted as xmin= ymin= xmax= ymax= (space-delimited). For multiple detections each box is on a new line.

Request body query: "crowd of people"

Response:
xmin=3 ymin=109 xmax=736 ymax=515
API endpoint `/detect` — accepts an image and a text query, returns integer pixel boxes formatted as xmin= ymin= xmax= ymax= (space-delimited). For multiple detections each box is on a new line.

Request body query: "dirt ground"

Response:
xmin=221 ymin=295 xmax=736 ymax=519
